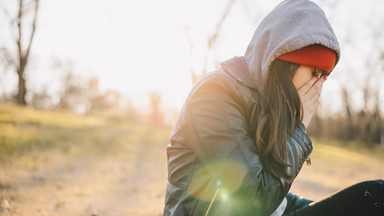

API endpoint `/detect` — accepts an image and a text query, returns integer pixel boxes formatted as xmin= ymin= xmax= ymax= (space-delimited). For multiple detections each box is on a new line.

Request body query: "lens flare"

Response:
xmin=187 ymin=159 xmax=247 ymax=201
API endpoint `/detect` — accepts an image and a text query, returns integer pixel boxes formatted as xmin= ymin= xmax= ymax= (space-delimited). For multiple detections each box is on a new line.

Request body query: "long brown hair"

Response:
xmin=254 ymin=59 xmax=303 ymax=181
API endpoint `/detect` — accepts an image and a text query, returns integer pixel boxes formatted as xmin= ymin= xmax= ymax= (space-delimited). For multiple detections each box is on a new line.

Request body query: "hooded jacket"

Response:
xmin=163 ymin=0 xmax=340 ymax=215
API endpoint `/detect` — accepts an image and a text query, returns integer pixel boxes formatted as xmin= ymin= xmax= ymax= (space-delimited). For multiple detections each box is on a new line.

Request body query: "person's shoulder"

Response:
xmin=186 ymin=69 xmax=250 ymax=108
xmin=192 ymin=69 xmax=239 ymax=92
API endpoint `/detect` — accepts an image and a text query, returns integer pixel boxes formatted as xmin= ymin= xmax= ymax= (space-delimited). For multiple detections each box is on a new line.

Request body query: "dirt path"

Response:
xmin=0 ymin=143 xmax=168 ymax=216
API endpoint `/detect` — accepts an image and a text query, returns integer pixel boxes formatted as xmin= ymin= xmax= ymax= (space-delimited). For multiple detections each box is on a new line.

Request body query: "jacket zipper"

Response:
xmin=305 ymin=157 xmax=312 ymax=165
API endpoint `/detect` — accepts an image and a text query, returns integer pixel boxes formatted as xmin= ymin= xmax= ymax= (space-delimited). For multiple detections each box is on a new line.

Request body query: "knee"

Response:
xmin=360 ymin=180 xmax=384 ymax=215
xmin=363 ymin=179 xmax=384 ymax=198
xmin=366 ymin=179 xmax=384 ymax=189
xmin=370 ymin=179 xmax=384 ymax=189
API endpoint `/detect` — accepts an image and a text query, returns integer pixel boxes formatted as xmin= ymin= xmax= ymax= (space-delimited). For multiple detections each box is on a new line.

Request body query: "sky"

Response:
xmin=1 ymin=0 xmax=383 ymax=116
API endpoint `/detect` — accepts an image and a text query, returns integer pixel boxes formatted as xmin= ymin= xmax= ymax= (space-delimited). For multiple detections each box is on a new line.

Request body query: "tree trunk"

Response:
xmin=16 ymin=68 xmax=27 ymax=105
xmin=14 ymin=0 xmax=39 ymax=105
xmin=341 ymin=86 xmax=353 ymax=141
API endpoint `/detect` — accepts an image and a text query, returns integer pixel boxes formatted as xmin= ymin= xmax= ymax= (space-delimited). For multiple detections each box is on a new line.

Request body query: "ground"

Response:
xmin=0 ymin=105 xmax=383 ymax=215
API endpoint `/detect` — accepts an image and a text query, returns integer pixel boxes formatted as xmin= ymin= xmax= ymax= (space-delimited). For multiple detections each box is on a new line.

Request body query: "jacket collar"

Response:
xmin=220 ymin=56 xmax=258 ymax=90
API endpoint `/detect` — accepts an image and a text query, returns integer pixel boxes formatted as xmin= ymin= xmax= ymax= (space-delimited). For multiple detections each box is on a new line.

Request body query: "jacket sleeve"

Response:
xmin=185 ymin=73 xmax=313 ymax=215
xmin=284 ymin=192 xmax=313 ymax=214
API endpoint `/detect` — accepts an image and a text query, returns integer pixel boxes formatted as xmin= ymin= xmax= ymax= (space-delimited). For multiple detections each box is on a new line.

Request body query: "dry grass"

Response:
xmin=0 ymin=105 xmax=172 ymax=216
xmin=291 ymin=139 xmax=384 ymax=200
xmin=0 ymin=104 xmax=383 ymax=215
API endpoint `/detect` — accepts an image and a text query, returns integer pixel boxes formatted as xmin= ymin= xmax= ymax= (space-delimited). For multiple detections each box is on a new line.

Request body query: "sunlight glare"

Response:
xmin=187 ymin=159 xmax=247 ymax=201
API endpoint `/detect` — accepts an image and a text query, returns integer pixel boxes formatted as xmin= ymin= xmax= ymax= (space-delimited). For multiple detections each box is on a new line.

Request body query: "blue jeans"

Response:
xmin=284 ymin=180 xmax=384 ymax=216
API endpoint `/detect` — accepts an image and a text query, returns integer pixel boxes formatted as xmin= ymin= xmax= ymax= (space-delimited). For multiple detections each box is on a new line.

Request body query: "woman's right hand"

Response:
xmin=297 ymin=75 xmax=326 ymax=129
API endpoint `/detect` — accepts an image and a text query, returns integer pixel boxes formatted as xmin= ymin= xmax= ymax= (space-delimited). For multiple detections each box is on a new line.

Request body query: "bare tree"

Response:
xmin=0 ymin=0 xmax=39 ymax=105
xmin=29 ymin=85 xmax=52 ymax=109
xmin=148 ymin=90 xmax=164 ymax=126
xmin=57 ymin=70 xmax=88 ymax=111
xmin=341 ymin=86 xmax=353 ymax=141
xmin=187 ymin=0 xmax=237 ymax=83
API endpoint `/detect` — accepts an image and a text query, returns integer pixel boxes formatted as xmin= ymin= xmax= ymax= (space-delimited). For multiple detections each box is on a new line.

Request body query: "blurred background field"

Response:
xmin=1 ymin=0 xmax=384 ymax=215
xmin=0 ymin=104 xmax=383 ymax=216
xmin=0 ymin=104 xmax=172 ymax=215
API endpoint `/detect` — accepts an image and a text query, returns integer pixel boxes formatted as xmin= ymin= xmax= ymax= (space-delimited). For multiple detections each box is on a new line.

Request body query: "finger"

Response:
xmin=311 ymin=100 xmax=320 ymax=112
xmin=302 ymin=81 xmax=323 ymax=101
xmin=313 ymin=78 xmax=324 ymax=91
xmin=309 ymin=93 xmax=321 ymax=107
xmin=305 ymin=90 xmax=321 ymax=105
xmin=304 ymin=97 xmax=320 ymax=115
xmin=298 ymin=75 xmax=321 ymax=95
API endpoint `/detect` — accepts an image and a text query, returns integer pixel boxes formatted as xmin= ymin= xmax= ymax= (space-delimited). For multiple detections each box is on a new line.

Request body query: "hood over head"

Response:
xmin=244 ymin=0 xmax=340 ymax=88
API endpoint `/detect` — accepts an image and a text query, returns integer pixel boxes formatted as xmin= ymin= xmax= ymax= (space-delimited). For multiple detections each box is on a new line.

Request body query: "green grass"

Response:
xmin=0 ymin=105 xmax=172 ymax=159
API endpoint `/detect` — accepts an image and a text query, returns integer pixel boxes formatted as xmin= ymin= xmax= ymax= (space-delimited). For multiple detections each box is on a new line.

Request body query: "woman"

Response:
xmin=163 ymin=0 xmax=384 ymax=215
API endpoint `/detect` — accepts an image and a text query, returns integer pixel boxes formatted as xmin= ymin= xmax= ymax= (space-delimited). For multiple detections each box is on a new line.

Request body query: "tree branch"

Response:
xmin=16 ymin=0 xmax=23 ymax=73
xmin=208 ymin=0 xmax=236 ymax=49
xmin=24 ymin=0 xmax=39 ymax=68
xmin=0 ymin=47 xmax=16 ymax=70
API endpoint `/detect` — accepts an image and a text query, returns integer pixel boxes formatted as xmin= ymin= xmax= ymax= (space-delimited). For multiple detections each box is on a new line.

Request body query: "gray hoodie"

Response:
xmin=243 ymin=0 xmax=340 ymax=89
